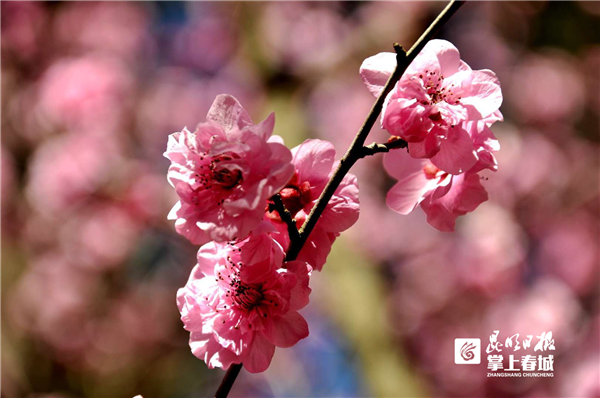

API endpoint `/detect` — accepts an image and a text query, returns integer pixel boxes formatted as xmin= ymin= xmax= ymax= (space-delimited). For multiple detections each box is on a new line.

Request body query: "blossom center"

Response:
xmin=220 ymin=251 xmax=266 ymax=311
xmin=211 ymin=167 xmax=243 ymax=189
xmin=418 ymin=70 xmax=461 ymax=107
xmin=190 ymin=153 xmax=243 ymax=200
xmin=231 ymin=283 xmax=264 ymax=310
xmin=208 ymin=154 xmax=243 ymax=189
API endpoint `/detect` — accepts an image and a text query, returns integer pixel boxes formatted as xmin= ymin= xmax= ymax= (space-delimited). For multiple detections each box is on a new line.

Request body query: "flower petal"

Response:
xmin=206 ymin=94 xmax=253 ymax=132
xmin=173 ymin=214 xmax=211 ymax=246
xmin=429 ymin=39 xmax=462 ymax=77
xmin=296 ymin=226 xmax=334 ymax=272
xmin=420 ymin=199 xmax=457 ymax=232
xmin=189 ymin=332 xmax=240 ymax=370
xmin=437 ymin=173 xmax=489 ymax=213
xmin=263 ymin=311 xmax=309 ymax=348
xmin=318 ymin=173 xmax=360 ymax=233
xmin=242 ymin=332 xmax=275 ymax=373
xmin=240 ymin=234 xmax=284 ymax=283
xmin=420 ymin=172 xmax=488 ymax=232
xmin=407 ymin=130 xmax=441 ymax=159
xmin=196 ymin=242 xmax=222 ymax=277
xmin=383 ymin=152 xmax=432 ymax=215
xmin=285 ymin=261 xmax=312 ymax=310
xmin=292 ymin=139 xmax=336 ymax=184
xmin=458 ymin=70 xmax=503 ymax=119
xmin=430 ymin=125 xmax=478 ymax=175
xmin=359 ymin=52 xmax=397 ymax=97
xmin=247 ymin=112 xmax=275 ymax=141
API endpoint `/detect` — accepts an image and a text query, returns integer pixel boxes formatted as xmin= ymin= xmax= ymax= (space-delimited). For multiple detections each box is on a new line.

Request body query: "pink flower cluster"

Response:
xmin=360 ymin=39 xmax=503 ymax=231
xmin=165 ymin=95 xmax=359 ymax=372
xmin=167 ymin=40 xmax=501 ymax=372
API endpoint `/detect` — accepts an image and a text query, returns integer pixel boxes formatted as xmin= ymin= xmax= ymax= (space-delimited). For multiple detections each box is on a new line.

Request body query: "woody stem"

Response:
xmin=358 ymin=137 xmax=409 ymax=158
xmin=268 ymin=194 xmax=301 ymax=244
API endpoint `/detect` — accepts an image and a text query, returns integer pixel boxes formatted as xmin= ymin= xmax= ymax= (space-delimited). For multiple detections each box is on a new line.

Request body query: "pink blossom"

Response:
xmin=383 ymin=151 xmax=488 ymax=232
xmin=177 ymin=228 xmax=311 ymax=373
xmin=360 ymin=39 xmax=502 ymax=174
xmin=164 ymin=95 xmax=295 ymax=245
xmin=265 ymin=139 xmax=360 ymax=270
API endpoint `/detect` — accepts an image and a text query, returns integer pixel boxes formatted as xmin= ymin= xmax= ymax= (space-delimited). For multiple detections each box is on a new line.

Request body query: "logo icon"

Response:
xmin=455 ymin=338 xmax=481 ymax=364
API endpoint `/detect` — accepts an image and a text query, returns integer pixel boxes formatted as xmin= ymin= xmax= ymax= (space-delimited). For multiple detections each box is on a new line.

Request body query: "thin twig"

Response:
xmin=214 ymin=2 xmax=465 ymax=396
xmin=359 ymin=137 xmax=408 ymax=158
xmin=268 ymin=194 xmax=301 ymax=244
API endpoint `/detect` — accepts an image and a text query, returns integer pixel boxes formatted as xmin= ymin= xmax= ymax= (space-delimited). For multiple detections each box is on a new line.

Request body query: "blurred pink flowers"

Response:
xmin=26 ymin=133 xmax=122 ymax=214
xmin=177 ymin=228 xmax=311 ymax=373
xmin=38 ymin=55 xmax=133 ymax=131
xmin=165 ymin=94 xmax=294 ymax=245
xmin=360 ymin=39 xmax=503 ymax=175
xmin=508 ymin=52 xmax=585 ymax=124
xmin=259 ymin=2 xmax=350 ymax=75
xmin=266 ymin=139 xmax=360 ymax=270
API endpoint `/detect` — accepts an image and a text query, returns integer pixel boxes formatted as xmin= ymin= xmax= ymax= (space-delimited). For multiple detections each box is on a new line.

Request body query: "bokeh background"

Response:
xmin=2 ymin=1 xmax=599 ymax=397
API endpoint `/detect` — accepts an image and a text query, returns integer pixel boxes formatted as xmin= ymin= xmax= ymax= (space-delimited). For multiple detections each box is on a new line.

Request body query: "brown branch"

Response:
xmin=214 ymin=2 xmax=465 ymax=397
xmin=268 ymin=194 xmax=301 ymax=244
xmin=359 ymin=137 xmax=408 ymax=158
